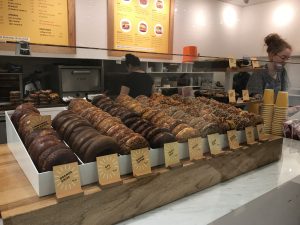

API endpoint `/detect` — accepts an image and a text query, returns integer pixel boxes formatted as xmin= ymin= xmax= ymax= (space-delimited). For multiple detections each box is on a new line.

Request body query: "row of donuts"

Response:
xmin=52 ymin=110 xmax=120 ymax=162
xmin=135 ymin=95 xmax=225 ymax=137
xmin=10 ymin=103 xmax=78 ymax=172
xmin=138 ymin=93 xmax=263 ymax=131
xmin=115 ymin=95 xmax=200 ymax=142
xmin=68 ymin=99 xmax=149 ymax=154
xmin=91 ymin=95 xmax=176 ymax=148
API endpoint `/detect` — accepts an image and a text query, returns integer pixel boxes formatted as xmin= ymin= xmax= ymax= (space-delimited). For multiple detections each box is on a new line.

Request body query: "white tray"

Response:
xmin=5 ymin=107 xmax=250 ymax=196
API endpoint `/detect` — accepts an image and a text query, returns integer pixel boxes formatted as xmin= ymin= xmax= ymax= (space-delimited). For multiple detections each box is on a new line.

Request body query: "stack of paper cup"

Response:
xmin=272 ymin=91 xmax=288 ymax=136
xmin=261 ymin=89 xmax=274 ymax=134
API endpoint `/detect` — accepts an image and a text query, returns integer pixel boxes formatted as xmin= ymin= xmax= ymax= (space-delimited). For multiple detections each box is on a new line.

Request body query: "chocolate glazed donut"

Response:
xmin=41 ymin=148 xmax=78 ymax=172
xmin=83 ymin=136 xmax=120 ymax=163
xmin=24 ymin=128 xmax=59 ymax=148
xmin=71 ymin=129 xmax=100 ymax=155
xmin=37 ymin=143 xmax=68 ymax=171
xmin=51 ymin=110 xmax=74 ymax=129
xmin=30 ymin=139 xmax=62 ymax=166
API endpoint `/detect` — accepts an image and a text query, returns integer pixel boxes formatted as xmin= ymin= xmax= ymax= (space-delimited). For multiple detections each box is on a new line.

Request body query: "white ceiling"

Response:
xmin=218 ymin=0 xmax=277 ymax=7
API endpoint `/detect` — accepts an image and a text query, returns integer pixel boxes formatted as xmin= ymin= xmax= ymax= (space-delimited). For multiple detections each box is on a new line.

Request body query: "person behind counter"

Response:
xmin=119 ymin=54 xmax=154 ymax=98
xmin=247 ymin=33 xmax=292 ymax=98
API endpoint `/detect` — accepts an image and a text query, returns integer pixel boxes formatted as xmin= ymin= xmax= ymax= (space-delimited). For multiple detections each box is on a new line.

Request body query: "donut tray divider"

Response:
xmin=6 ymin=107 xmax=256 ymax=196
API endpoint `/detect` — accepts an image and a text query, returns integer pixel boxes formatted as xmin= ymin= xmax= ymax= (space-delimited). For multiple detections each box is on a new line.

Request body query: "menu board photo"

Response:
xmin=0 ymin=0 xmax=75 ymax=53
xmin=108 ymin=0 xmax=174 ymax=59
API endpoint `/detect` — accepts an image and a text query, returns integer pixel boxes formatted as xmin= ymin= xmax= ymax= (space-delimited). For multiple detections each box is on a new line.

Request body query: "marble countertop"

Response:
xmin=117 ymin=138 xmax=300 ymax=225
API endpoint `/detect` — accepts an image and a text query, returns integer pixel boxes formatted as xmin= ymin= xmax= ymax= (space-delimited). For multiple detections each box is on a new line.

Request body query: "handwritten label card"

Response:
xmin=97 ymin=154 xmax=122 ymax=188
xmin=188 ymin=137 xmax=204 ymax=161
xmin=251 ymin=57 xmax=260 ymax=68
xmin=256 ymin=124 xmax=269 ymax=142
xmin=207 ymin=133 xmax=222 ymax=155
xmin=227 ymin=130 xmax=240 ymax=150
xmin=164 ymin=142 xmax=181 ymax=168
xmin=29 ymin=115 xmax=51 ymax=132
xmin=228 ymin=90 xmax=236 ymax=103
xmin=242 ymin=90 xmax=250 ymax=101
xmin=229 ymin=58 xmax=237 ymax=68
xmin=245 ymin=126 xmax=257 ymax=145
xmin=53 ymin=162 xmax=83 ymax=202
xmin=131 ymin=148 xmax=151 ymax=177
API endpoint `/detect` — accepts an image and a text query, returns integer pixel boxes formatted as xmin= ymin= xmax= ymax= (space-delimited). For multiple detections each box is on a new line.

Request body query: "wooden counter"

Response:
xmin=0 ymin=136 xmax=283 ymax=225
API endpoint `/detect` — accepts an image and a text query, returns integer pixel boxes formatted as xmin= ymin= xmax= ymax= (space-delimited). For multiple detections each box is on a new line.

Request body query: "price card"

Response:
xmin=131 ymin=148 xmax=151 ymax=177
xmin=164 ymin=142 xmax=181 ymax=168
xmin=53 ymin=162 xmax=83 ymax=202
xmin=245 ymin=126 xmax=257 ymax=145
xmin=188 ymin=137 xmax=204 ymax=161
xmin=97 ymin=154 xmax=122 ymax=188
xmin=207 ymin=133 xmax=222 ymax=155
xmin=228 ymin=90 xmax=236 ymax=103
xmin=227 ymin=130 xmax=240 ymax=150
xmin=28 ymin=115 xmax=51 ymax=132
xmin=242 ymin=90 xmax=250 ymax=101
xmin=251 ymin=57 xmax=260 ymax=68
xmin=229 ymin=58 xmax=237 ymax=68
xmin=256 ymin=124 xmax=269 ymax=141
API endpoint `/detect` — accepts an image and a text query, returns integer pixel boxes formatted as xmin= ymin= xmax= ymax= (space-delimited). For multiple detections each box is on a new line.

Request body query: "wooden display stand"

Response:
xmin=0 ymin=135 xmax=283 ymax=225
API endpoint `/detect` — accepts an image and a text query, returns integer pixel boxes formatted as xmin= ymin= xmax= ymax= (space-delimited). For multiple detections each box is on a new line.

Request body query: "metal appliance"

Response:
xmin=56 ymin=65 xmax=102 ymax=98
xmin=0 ymin=72 xmax=23 ymax=144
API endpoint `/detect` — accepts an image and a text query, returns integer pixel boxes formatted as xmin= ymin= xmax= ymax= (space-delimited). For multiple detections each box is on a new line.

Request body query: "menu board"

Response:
xmin=108 ymin=0 xmax=174 ymax=59
xmin=0 ymin=0 xmax=75 ymax=52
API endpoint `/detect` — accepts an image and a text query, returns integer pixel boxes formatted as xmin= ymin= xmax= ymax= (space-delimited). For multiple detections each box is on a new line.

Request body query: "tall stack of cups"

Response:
xmin=261 ymin=89 xmax=274 ymax=134
xmin=272 ymin=91 xmax=288 ymax=136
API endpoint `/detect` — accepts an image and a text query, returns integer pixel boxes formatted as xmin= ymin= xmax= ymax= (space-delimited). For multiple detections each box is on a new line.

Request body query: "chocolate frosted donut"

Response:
xmin=130 ymin=120 xmax=149 ymax=132
xmin=51 ymin=110 xmax=75 ymax=129
xmin=41 ymin=148 xmax=78 ymax=172
xmin=24 ymin=128 xmax=59 ymax=148
xmin=146 ymin=127 xmax=168 ymax=141
xmin=71 ymin=129 xmax=99 ymax=154
xmin=140 ymin=126 xmax=154 ymax=138
xmin=37 ymin=143 xmax=68 ymax=171
xmin=68 ymin=127 xmax=96 ymax=148
xmin=62 ymin=119 xmax=91 ymax=141
xmin=150 ymin=132 xmax=176 ymax=149
xmin=123 ymin=116 xmax=140 ymax=127
xmin=30 ymin=139 xmax=62 ymax=165
xmin=91 ymin=94 xmax=107 ymax=105
xmin=119 ymin=111 xmax=139 ymax=121
xmin=78 ymin=136 xmax=100 ymax=158
xmin=52 ymin=113 xmax=81 ymax=131
xmin=83 ymin=136 xmax=120 ymax=163
xmin=28 ymin=135 xmax=59 ymax=154
xmin=135 ymin=122 xmax=152 ymax=134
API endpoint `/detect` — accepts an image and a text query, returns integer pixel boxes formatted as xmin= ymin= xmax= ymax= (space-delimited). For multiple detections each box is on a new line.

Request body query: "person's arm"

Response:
xmin=119 ymin=85 xmax=130 ymax=95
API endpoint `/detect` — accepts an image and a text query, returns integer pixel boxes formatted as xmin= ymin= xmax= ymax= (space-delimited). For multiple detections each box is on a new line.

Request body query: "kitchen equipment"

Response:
xmin=57 ymin=66 xmax=102 ymax=98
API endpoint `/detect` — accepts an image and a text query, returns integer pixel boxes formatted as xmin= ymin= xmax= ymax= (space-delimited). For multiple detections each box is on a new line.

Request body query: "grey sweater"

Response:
xmin=247 ymin=65 xmax=289 ymax=96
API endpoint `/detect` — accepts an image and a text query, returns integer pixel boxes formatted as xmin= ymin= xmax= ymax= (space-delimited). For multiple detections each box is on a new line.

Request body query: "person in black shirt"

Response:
xmin=119 ymin=54 xmax=154 ymax=98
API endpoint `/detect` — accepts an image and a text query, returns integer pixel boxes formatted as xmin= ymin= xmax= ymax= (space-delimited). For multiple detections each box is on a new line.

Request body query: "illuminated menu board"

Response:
xmin=0 ymin=0 xmax=73 ymax=46
xmin=108 ymin=0 xmax=174 ymax=59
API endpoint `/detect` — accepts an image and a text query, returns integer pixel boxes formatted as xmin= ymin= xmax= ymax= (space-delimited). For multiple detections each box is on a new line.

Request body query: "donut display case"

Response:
xmin=2 ymin=95 xmax=283 ymax=225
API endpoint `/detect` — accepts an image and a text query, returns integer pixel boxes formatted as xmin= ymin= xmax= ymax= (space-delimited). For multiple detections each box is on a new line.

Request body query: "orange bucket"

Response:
xmin=183 ymin=46 xmax=198 ymax=62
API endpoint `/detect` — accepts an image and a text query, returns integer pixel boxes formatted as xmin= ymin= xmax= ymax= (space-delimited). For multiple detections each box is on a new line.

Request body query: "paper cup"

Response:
xmin=275 ymin=91 xmax=289 ymax=107
xmin=263 ymin=89 xmax=275 ymax=105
